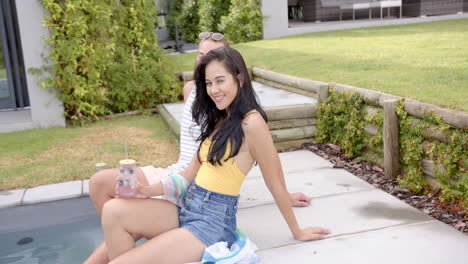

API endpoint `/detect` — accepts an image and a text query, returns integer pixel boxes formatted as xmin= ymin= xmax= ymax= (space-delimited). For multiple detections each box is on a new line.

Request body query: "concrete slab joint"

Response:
xmin=21 ymin=180 xmax=83 ymax=205
xmin=0 ymin=189 xmax=26 ymax=209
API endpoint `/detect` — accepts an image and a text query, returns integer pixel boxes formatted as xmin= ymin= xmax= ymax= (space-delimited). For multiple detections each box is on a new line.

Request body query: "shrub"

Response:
xmin=316 ymin=87 xmax=467 ymax=208
xmin=315 ymin=87 xmax=366 ymax=156
xmin=219 ymin=0 xmax=262 ymax=44
xmin=39 ymin=0 xmax=180 ymax=121
xmin=177 ymin=0 xmax=200 ymax=43
xmin=40 ymin=0 xmax=113 ymax=119
xmin=166 ymin=0 xmax=184 ymax=39
xmin=105 ymin=0 xmax=179 ymax=113
xmin=198 ymin=0 xmax=231 ymax=33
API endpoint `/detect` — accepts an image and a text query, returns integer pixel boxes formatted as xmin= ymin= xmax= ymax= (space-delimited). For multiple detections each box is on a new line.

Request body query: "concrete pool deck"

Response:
xmin=0 ymin=180 xmax=91 ymax=208
xmin=1 ymin=82 xmax=467 ymax=263
xmin=2 ymin=150 xmax=467 ymax=263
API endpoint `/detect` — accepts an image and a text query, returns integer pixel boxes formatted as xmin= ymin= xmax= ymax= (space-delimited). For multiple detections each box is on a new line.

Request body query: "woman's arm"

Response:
xmin=183 ymin=80 xmax=195 ymax=102
xmin=138 ymin=153 xmax=201 ymax=198
xmin=244 ymin=113 xmax=330 ymax=241
xmin=178 ymin=152 xmax=202 ymax=183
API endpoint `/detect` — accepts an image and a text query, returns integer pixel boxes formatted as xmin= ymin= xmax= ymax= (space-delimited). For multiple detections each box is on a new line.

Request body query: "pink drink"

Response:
xmin=117 ymin=159 xmax=138 ymax=198
xmin=118 ymin=183 xmax=136 ymax=198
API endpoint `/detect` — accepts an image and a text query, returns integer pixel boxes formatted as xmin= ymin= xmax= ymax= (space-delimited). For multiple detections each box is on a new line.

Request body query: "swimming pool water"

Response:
xmin=0 ymin=197 xmax=102 ymax=264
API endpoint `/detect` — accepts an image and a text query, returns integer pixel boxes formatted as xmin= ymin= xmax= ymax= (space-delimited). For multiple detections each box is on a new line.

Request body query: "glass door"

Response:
xmin=0 ymin=0 xmax=28 ymax=110
xmin=0 ymin=4 xmax=14 ymax=109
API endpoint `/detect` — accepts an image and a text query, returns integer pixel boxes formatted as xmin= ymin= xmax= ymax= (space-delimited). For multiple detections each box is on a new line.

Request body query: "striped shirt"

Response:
xmin=167 ymin=85 xmax=201 ymax=172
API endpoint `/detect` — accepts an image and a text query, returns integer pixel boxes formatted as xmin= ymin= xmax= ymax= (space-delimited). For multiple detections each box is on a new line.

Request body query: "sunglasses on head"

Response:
xmin=198 ymin=32 xmax=224 ymax=41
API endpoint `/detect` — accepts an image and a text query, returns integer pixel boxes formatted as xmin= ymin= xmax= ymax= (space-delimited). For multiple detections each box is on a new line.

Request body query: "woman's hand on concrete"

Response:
xmin=294 ymin=227 xmax=331 ymax=241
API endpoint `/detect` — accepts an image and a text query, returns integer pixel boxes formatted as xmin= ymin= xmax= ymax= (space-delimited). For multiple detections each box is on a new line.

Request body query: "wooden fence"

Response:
xmin=175 ymin=67 xmax=467 ymax=189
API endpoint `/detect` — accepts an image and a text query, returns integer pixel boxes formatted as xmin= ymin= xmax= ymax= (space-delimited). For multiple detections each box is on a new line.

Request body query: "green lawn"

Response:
xmin=0 ymin=68 xmax=7 ymax=99
xmin=0 ymin=115 xmax=179 ymax=190
xmin=169 ymin=19 xmax=468 ymax=111
xmin=0 ymin=68 xmax=6 ymax=79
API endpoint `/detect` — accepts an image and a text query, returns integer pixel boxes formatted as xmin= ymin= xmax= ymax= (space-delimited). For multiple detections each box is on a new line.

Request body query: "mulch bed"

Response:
xmin=299 ymin=142 xmax=467 ymax=234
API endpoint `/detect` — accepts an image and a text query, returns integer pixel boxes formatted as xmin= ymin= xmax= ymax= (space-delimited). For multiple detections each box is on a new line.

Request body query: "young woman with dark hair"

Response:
xmin=192 ymin=47 xmax=267 ymax=165
xmin=100 ymin=47 xmax=330 ymax=264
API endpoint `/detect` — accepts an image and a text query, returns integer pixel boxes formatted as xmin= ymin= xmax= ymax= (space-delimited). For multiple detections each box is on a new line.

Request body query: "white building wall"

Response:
xmin=261 ymin=0 xmax=289 ymax=39
xmin=15 ymin=0 xmax=65 ymax=129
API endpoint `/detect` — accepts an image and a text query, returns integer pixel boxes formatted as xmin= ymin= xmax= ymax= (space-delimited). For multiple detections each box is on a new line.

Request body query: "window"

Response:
xmin=0 ymin=0 xmax=28 ymax=110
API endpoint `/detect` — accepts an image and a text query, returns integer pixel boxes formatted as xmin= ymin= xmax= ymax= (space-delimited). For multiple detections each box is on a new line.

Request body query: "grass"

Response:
xmin=0 ymin=115 xmax=179 ymax=190
xmin=0 ymin=68 xmax=8 ymax=99
xmin=169 ymin=19 xmax=468 ymax=111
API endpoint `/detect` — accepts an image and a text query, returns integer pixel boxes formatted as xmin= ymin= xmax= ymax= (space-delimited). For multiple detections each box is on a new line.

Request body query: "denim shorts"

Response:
xmin=179 ymin=183 xmax=239 ymax=247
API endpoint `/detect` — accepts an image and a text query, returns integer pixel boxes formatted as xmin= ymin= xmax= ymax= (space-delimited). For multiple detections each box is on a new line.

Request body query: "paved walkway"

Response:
xmin=1 ymin=82 xmax=467 ymax=263
xmin=242 ymin=151 xmax=468 ymax=263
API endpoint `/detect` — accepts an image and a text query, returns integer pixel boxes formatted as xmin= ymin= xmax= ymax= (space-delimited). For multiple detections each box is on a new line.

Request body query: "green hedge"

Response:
xmin=198 ymin=0 xmax=231 ymax=33
xmin=38 ymin=0 xmax=179 ymax=121
xmin=219 ymin=0 xmax=263 ymax=44
xmin=166 ymin=0 xmax=184 ymax=39
xmin=177 ymin=0 xmax=200 ymax=43
xmin=173 ymin=0 xmax=263 ymax=44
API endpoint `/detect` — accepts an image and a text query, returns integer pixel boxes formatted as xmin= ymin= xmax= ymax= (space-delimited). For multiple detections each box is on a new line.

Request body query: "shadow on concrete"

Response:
xmin=354 ymin=201 xmax=432 ymax=223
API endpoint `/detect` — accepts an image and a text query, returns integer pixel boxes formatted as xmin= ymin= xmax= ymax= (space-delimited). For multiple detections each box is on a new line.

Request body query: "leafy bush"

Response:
xmin=315 ymin=87 xmax=366 ymax=156
xmin=177 ymin=0 xmax=200 ymax=43
xmin=40 ymin=0 xmax=113 ymax=120
xmin=316 ymin=88 xmax=467 ymax=208
xmin=396 ymin=102 xmax=468 ymax=206
xmin=166 ymin=0 xmax=184 ymax=39
xmin=105 ymin=1 xmax=179 ymax=113
xmin=198 ymin=0 xmax=231 ymax=33
xmin=219 ymin=0 xmax=262 ymax=44
xmin=39 ymin=0 xmax=180 ymax=121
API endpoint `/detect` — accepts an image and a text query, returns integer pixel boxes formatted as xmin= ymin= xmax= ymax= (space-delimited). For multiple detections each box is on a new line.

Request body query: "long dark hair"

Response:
xmin=192 ymin=47 xmax=267 ymax=165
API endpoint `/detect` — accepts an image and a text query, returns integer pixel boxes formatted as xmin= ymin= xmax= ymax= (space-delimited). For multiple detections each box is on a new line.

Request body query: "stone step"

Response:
xmin=160 ymin=81 xmax=317 ymax=135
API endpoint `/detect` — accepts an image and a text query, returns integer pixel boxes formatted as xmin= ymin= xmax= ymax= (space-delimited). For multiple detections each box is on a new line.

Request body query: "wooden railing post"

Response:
xmin=383 ymin=99 xmax=400 ymax=179
xmin=317 ymin=84 xmax=329 ymax=104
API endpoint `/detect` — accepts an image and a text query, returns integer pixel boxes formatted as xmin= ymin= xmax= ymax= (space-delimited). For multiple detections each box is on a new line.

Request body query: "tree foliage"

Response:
xmin=166 ymin=0 xmax=183 ymax=39
xmin=173 ymin=0 xmax=263 ymax=44
xmin=219 ymin=0 xmax=263 ymax=44
xmin=177 ymin=0 xmax=200 ymax=43
xmin=198 ymin=0 xmax=231 ymax=33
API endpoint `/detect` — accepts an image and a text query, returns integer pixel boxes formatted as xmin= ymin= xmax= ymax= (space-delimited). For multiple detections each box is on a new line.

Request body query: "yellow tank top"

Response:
xmin=195 ymin=110 xmax=258 ymax=196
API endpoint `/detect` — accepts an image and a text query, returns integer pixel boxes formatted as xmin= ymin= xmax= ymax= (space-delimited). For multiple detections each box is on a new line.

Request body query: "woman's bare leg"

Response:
xmin=84 ymin=233 xmax=143 ymax=264
xmin=109 ymin=228 xmax=205 ymax=264
xmin=102 ymin=197 xmax=180 ymax=260
xmin=83 ymin=243 xmax=111 ymax=264
xmin=85 ymin=168 xmax=158 ymax=264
